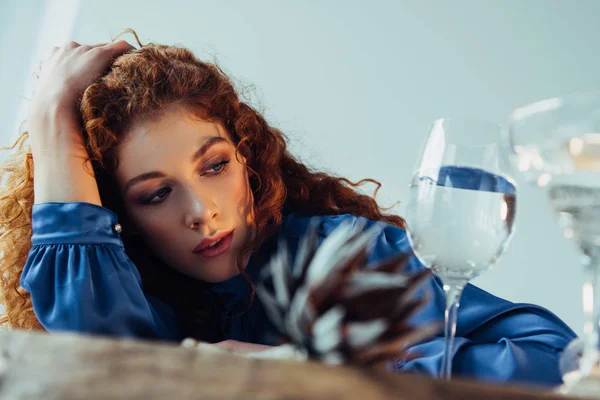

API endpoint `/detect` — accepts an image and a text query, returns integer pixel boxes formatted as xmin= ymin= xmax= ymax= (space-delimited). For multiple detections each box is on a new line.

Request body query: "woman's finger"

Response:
xmin=90 ymin=40 xmax=135 ymax=61
xmin=66 ymin=40 xmax=81 ymax=48
xmin=105 ymin=40 xmax=135 ymax=53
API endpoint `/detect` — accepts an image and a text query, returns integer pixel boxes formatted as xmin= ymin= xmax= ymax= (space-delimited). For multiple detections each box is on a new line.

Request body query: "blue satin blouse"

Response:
xmin=20 ymin=201 xmax=576 ymax=386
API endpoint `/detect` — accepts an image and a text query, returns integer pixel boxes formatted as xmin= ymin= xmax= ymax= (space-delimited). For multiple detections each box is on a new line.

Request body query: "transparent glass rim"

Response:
xmin=427 ymin=117 xmax=504 ymax=148
xmin=417 ymin=117 xmax=517 ymax=187
xmin=503 ymin=89 xmax=600 ymax=167
xmin=509 ymin=89 xmax=600 ymax=124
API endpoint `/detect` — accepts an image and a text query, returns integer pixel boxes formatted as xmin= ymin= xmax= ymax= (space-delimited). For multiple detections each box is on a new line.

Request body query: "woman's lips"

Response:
xmin=193 ymin=230 xmax=234 ymax=258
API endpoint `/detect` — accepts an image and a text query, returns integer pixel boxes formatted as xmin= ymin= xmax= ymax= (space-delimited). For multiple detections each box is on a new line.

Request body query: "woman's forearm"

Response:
xmin=31 ymin=105 xmax=101 ymax=206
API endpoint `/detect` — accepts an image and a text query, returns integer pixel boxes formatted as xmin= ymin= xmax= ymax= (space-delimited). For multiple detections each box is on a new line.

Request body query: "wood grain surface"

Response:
xmin=0 ymin=330 xmax=582 ymax=400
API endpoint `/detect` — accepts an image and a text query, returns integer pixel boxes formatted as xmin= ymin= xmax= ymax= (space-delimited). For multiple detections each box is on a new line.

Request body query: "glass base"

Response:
xmin=556 ymin=338 xmax=600 ymax=398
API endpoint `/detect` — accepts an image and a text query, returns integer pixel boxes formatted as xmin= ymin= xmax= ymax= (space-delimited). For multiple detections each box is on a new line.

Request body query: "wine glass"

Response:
xmin=507 ymin=91 xmax=600 ymax=391
xmin=405 ymin=118 xmax=517 ymax=380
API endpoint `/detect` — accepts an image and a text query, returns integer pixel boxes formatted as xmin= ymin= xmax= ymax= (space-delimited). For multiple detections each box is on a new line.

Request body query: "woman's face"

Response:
xmin=114 ymin=106 xmax=254 ymax=282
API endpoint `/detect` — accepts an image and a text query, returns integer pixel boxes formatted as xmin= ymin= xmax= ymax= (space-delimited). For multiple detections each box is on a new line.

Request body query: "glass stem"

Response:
xmin=581 ymin=252 xmax=600 ymax=373
xmin=440 ymin=280 xmax=465 ymax=381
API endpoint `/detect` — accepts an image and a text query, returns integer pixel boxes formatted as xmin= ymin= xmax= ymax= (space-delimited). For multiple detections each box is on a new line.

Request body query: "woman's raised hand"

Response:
xmin=28 ymin=40 xmax=133 ymax=148
xmin=28 ymin=40 xmax=133 ymax=206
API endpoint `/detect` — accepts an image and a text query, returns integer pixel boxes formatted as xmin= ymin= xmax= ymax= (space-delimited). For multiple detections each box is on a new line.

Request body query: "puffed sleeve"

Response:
xmin=317 ymin=214 xmax=577 ymax=385
xmin=20 ymin=202 xmax=180 ymax=341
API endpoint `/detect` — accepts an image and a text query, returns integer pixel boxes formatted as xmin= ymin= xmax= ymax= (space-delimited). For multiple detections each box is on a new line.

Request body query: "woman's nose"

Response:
xmin=184 ymin=192 xmax=219 ymax=229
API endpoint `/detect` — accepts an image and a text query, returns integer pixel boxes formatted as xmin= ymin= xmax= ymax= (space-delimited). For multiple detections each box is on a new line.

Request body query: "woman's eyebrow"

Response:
xmin=190 ymin=136 xmax=228 ymax=163
xmin=124 ymin=171 xmax=166 ymax=194
xmin=124 ymin=136 xmax=228 ymax=194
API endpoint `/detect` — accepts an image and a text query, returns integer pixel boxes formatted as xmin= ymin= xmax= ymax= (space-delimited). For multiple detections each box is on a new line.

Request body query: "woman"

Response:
xmin=0 ymin=34 xmax=575 ymax=385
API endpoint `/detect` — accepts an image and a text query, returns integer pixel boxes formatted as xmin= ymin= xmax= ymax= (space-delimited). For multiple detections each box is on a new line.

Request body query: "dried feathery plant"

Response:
xmin=256 ymin=219 xmax=439 ymax=366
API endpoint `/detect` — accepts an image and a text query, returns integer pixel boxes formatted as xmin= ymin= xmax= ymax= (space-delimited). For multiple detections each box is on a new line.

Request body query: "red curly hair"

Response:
xmin=0 ymin=36 xmax=405 ymax=338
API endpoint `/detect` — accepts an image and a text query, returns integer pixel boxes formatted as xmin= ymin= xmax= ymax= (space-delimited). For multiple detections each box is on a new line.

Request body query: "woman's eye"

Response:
xmin=206 ymin=160 xmax=230 ymax=175
xmin=138 ymin=160 xmax=230 ymax=207
xmin=142 ymin=187 xmax=172 ymax=205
